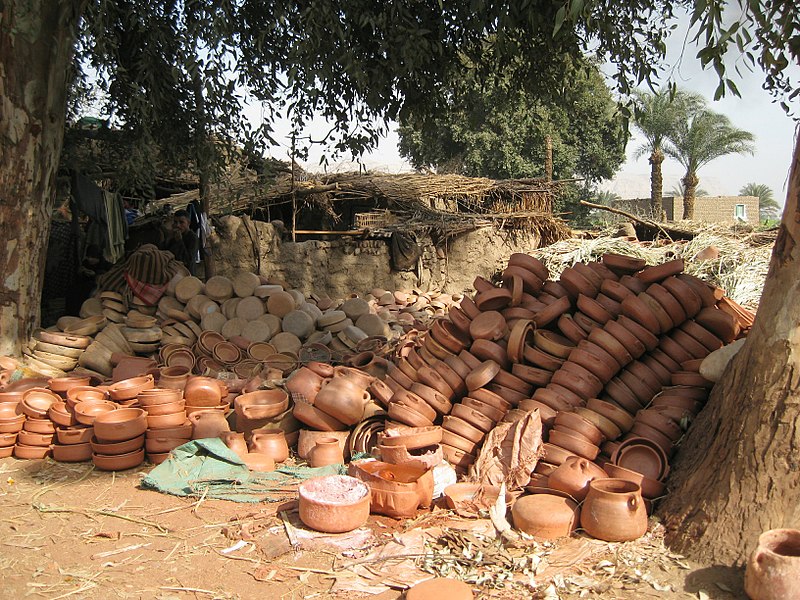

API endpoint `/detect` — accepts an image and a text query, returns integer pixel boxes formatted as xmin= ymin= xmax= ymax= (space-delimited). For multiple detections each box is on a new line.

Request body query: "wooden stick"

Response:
xmin=579 ymin=200 xmax=677 ymax=240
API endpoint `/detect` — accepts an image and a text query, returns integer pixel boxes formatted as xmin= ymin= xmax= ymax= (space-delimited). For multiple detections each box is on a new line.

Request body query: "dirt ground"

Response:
xmin=0 ymin=457 xmax=748 ymax=599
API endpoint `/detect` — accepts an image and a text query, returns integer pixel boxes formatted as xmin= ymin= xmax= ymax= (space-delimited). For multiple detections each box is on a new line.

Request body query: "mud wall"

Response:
xmin=211 ymin=215 xmax=549 ymax=297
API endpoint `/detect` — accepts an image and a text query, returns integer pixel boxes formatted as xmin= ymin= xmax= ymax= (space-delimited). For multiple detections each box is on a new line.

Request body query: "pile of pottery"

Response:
xmin=375 ymin=251 xmax=746 ymax=542
xmin=218 ymin=428 xmax=291 ymax=472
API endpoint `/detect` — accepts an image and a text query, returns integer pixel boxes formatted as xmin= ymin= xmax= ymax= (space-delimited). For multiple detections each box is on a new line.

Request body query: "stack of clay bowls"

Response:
xmin=91 ymin=407 xmax=148 ymax=470
xmin=183 ymin=375 xmax=229 ymax=416
xmin=139 ymin=387 xmax=188 ymax=464
xmin=15 ymin=388 xmax=60 ymax=459
xmin=122 ymin=309 xmax=163 ymax=355
xmin=30 ymin=330 xmax=92 ymax=373
xmin=99 ymin=291 xmax=127 ymax=324
xmin=0 ymin=393 xmax=26 ymax=457
xmin=378 ymin=425 xmax=444 ymax=471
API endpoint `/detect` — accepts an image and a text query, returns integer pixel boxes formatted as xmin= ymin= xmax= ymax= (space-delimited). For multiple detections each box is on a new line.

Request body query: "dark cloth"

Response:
xmin=70 ymin=172 xmax=127 ymax=263
xmin=165 ymin=230 xmax=200 ymax=275
xmin=390 ymin=231 xmax=421 ymax=271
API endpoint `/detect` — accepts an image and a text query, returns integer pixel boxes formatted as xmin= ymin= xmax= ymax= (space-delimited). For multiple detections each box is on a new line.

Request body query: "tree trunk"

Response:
xmin=659 ymin=137 xmax=800 ymax=565
xmin=0 ymin=1 xmax=86 ymax=357
xmin=681 ymin=171 xmax=698 ymax=220
xmin=649 ymin=148 xmax=664 ymax=220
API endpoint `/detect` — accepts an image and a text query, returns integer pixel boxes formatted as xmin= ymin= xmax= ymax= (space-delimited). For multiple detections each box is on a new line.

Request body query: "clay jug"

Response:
xmin=285 ymin=367 xmax=325 ymax=403
xmin=220 ymin=431 xmax=248 ymax=458
xmin=250 ymin=430 xmax=289 ymax=463
xmin=313 ymin=377 xmax=370 ymax=426
xmin=580 ymin=478 xmax=648 ymax=542
xmin=745 ymin=528 xmax=800 ymax=600
xmin=548 ymin=456 xmax=608 ymax=502
xmin=333 ymin=365 xmax=373 ymax=390
xmin=158 ymin=366 xmax=191 ymax=390
xmin=308 ymin=437 xmax=344 ymax=467
xmin=306 ymin=361 xmax=334 ymax=378
xmin=189 ymin=409 xmax=230 ymax=439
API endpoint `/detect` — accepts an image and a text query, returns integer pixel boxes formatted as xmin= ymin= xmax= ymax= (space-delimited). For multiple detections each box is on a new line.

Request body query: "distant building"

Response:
xmin=614 ymin=195 xmax=760 ymax=225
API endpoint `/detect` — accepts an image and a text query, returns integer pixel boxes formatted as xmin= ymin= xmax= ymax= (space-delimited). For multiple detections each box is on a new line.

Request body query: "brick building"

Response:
xmin=615 ymin=195 xmax=760 ymax=225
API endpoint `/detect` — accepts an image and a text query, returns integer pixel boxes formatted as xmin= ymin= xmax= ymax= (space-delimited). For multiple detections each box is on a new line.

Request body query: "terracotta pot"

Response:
xmin=512 ymin=493 xmax=580 ymax=540
xmin=220 ymin=431 xmax=248 ymax=458
xmin=581 ymin=478 xmax=648 ymax=542
xmin=147 ymin=411 xmax=188 ymax=430
xmin=74 ymin=400 xmax=117 ymax=426
xmin=22 ymin=417 xmax=55 ymax=434
xmin=308 ymin=437 xmax=345 ymax=467
xmin=48 ymin=402 xmax=76 ymax=427
xmin=17 ymin=429 xmax=53 ymax=446
xmin=547 ymin=455 xmax=608 ymax=501
xmin=249 ymin=430 xmax=289 ymax=463
xmin=189 ymin=409 xmax=231 ymax=439
xmin=107 ymin=374 xmax=155 ymax=401
xmin=745 ymin=528 xmax=800 ymax=600
xmin=14 ymin=443 xmax=51 ymax=459
xmin=56 ymin=426 xmax=93 ymax=445
xmin=158 ymin=365 xmax=191 ymax=390
xmin=21 ymin=388 xmax=59 ymax=419
xmin=298 ymin=475 xmax=370 ymax=533
xmin=603 ymin=463 xmax=665 ymax=500
xmin=145 ymin=421 xmax=192 ymax=439
xmin=612 ymin=437 xmax=668 ymax=480
xmin=406 ymin=578 xmax=474 ymax=600
xmin=242 ymin=452 xmax=275 ymax=471
xmin=145 ymin=436 xmax=189 ymax=454
xmin=48 ymin=376 xmax=91 ymax=395
xmin=90 ymin=433 xmax=145 ymax=455
xmin=293 ymin=399 xmax=348 ymax=431
xmin=51 ymin=441 xmax=93 ymax=462
xmin=548 ymin=428 xmax=600 ymax=460
xmin=285 ymin=367 xmax=325 ymax=403
xmin=348 ymin=459 xmax=434 ymax=518
xmin=92 ymin=448 xmax=145 ymax=471
xmin=554 ymin=411 xmax=605 ymax=445
xmin=235 ymin=389 xmax=289 ymax=421
xmin=314 ymin=377 xmax=369 ymax=426
xmin=183 ymin=376 xmax=223 ymax=407
xmin=297 ymin=429 xmax=349 ymax=459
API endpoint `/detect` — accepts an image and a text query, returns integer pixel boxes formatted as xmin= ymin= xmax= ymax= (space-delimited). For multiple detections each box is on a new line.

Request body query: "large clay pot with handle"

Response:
xmin=220 ymin=431 xmax=248 ymax=458
xmin=189 ymin=409 xmax=230 ymax=439
xmin=313 ymin=376 xmax=370 ymax=426
xmin=745 ymin=528 xmax=800 ymax=600
xmin=285 ymin=367 xmax=325 ymax=403
xmin=249 ymin=430 xmax=289 ymax=463
xmin=581 ymin=478 xmax=647 ymax=542
xmin=548 ymin=455 xmax=608 ymax=502
xmin=308 ymin=437 xmax=345 ymax=467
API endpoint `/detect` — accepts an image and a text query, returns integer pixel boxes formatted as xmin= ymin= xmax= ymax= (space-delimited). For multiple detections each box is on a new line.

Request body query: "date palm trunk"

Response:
xmin=681 ymin=171 xmax=699 ymax=220
xmin=649 ymin=148 xmax=665 ymax=220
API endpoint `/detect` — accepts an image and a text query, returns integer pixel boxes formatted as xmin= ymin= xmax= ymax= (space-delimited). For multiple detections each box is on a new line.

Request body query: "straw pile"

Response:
xmin=531 ymin=231 xmax=774 ymax=310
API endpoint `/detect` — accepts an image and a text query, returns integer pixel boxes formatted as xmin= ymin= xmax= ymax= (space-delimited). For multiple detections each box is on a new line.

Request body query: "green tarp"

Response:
xmin=140 ymin=438 xmax=345 ymax=503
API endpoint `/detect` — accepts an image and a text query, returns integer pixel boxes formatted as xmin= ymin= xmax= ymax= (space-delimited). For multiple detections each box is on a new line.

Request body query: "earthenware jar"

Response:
xmin=158 ymin=365 xmax=191 ymax=390
xmin=313 ymin=376 xmax=370 ymax=426
xmin=745 ymin=528 xmax=800 ymax=600
xmin=189 ymin=409 xmax=230 ymax=439
xmin=220 ymin=431 xmax=248 ymax=458
xmin=332 ymin=365 xmax=373 ymax=390
xmin=580 ymin=478 xmax=648 ymax=542
xmin=183 ymin=376 xmax=223 ymax=407
xmin=308 ymin=437 xmax=344 ymax=467
xmin=285 ymin=367 xmax=325 ymax=403
xmin=548 ymin=455 xmax=608 ymax=502
xmin=249 ymin=430 xmax=289 ymax=463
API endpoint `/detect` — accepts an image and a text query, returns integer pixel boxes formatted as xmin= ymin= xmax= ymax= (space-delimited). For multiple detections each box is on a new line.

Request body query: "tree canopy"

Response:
xmin=396 ymin=58 xmax=626 ymax=183
xmin=740 ymin=182 xmax=781 ymax=221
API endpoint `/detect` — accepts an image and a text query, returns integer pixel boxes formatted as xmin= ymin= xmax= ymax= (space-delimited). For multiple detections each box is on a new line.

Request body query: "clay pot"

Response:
xmin=145 ymin=436 xmax=189 ymax=454
xmin=158 ymin=365 xmax=191 ymax=390
xmin=73 ymin=400 xmax=117 ymax=426
xmin=56 ymin=426 xmax=93 ymax=445
xmin=285 ymin=367 xmax=325 ymax=403
xmin=48 ymin=376 xmax=91 ymax=395
xmin=603 ymin=463 xmax=665 ymax=500
xmin=142 ymin=399 xmax=185 ymax=416
xmin=314 ymin=377 xmax=370 ymax=426
xmin=249 ymin=430 xmax=289 ymax=463
xmin=548 ymin=428 xmax=600 ymax=460
xmin=48 ymin=402 xmax=76 ymax=427
xmin=745 ymin=528 xmax=800 ymax=600
xmin=145 ymin=421 xmax=192 ymax=439
xmin=92 ymin=448 xmax=145 ymax=471
xmin=183 ymin=376 xmax=223 ymax=407
xmin=554 ymin=411 xmax=605 ymax=445
xmin=406 ymin=578 xmax=474 ymax=600
xmin=22 ymin=417 xmax=55 ymax=434
xmin=65 ymin=386 xmax=108 ymax=407
xmin=14 ymin=444 xmax=51 ymax=459
xmin=18 ymin=429 xmax=53 ymax=446
xmin=547 ymin=455 xmax=608 ymax=501
xmin=308 ymin=437 xmax=345 ymax=467
xmin=234 ymin=389 xmax=289 ymax=421
xmin=51 ymin=442 xmax=92 ymax=462
xmin=612 ymin=437 xmax=668 ymax=480
xmin=90 ymin=433 xmax=145 ymax=455
xmin=147 ymin=411 xmax=189 ymax=430
xmin=220 ymin=431 xmax=248 ymax=458
xmin=581 ymin=478 xmax=648 ymax=542
xmin=298 ymin=475 xmax=370 ymax=533
xmin=137 ymin=388 xmax=183 ymax=406
xmin=293 ymin=399 xmax=348 ymax=431
xmin=189 ymin=409 xmax=231 ymax=439
xmin=512 ymin=493 xmax=580 ymax=540
xmin=349 ymin=460 xmax=434 ymax=517
xmin=21 ymin=388 xmax=59 ymax=419
xmin=92 ymin=408 xmax=147 ymax=443
xmin=107 ymin=374 xmax=155 ymax=401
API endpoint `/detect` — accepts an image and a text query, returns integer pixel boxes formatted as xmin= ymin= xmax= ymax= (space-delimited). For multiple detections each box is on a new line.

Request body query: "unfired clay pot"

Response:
xmin=249 ymin=430 xmax=289 ymax=463
xmin=580 ymin=478 xmax=648 ymax=542
xmin=744 ymin=528 xmax=800 ymax=600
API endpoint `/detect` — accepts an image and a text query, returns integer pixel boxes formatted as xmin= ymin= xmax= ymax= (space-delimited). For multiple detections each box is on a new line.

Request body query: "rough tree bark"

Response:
xmin=681 ymin=171 xmax=699 ymax=220
xmin=659 ymin=136 xmax=800 ymax=564
xmin=0 ymin=1 xmax=86 ymax=357
xmin=649 ymin=148 xmax=664 ymax=221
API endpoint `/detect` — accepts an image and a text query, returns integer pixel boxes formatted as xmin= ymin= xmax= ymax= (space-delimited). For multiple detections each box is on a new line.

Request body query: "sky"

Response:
xmin=256 ymin=12 xmax=799 ymax=207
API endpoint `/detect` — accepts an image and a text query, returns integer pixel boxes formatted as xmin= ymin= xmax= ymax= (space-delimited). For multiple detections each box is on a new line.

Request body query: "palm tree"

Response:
xmin=740 ymin=182 xmax=781 ymax=221
xmin=632 ymin=88 xmax=704 ymax=221
xmin=669 ymin=182 xmax=708 ymax=198
xmin=665 ymin=110 xmax=755 ymax=220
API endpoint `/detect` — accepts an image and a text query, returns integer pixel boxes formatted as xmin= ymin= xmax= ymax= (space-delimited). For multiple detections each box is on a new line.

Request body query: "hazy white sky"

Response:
xmin=259 ymin=12 xmax=799 ymax=206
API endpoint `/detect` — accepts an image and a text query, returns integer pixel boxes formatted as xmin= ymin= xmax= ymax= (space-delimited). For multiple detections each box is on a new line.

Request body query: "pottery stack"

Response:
xmin=139 ymin=386 xmax=189 ymax=465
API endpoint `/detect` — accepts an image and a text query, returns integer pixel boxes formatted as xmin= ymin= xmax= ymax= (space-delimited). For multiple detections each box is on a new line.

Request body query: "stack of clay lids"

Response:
xmin=64 ymin=315 xmax=107 ymax=337
xmin=79 ymin=296 xmax=104 ymax=318
xmin=175 ymin=276 xmax=204 ymax=304
xmin=99 ymin=291 xmax=127 ymax=324
xmin=130 ymin=295 xmax=158 ymax=316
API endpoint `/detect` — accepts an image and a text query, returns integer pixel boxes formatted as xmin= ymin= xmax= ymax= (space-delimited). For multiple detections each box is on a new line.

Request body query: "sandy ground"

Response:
xmin=0 ymin=457 xmax=747 ymax=599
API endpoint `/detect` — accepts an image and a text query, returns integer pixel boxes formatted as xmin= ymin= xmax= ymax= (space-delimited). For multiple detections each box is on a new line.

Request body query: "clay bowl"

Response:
xmin=470 ymin=339 xmax=510 ymax=370
xmin=511 ymin=363 xmax=553 ymax=387
xmin=573 ymin=407 xmax=622 ymax=441
xmin=612 ymin=436 xmax=669 ymax=480
xmin=14 ymin=444 xmax=51 ymax=459
xmin=0 ymin=391 xmax=24 ymax=405
xmin=92 ymin=448 xmax=145 ymax=471
xmin=534 ymin=330 xmax=575 ymax=359
xmin=47 ymin=402 xmax=76 ymax=427
xmin=603 ymin=463 xmax=666 ymax=499
xmin=651 ymin=394 xmax=703 ymax=415
xmin=586 ymin=398 xmax=635 ymax=432
xmin=518 ymin=399 xmax=557 ymax=427
xmin=48 ymin=376 xmax=91 ymax=395
xmin=56 ymin=426 xmax=94 ymax=445
xmin=615 ymin=315 xmax=659 ymax=352
xmin=0 ymin=401 xmax=23 ymax=420
xmin=74 ymin=400 xmax=117 ymax=426
xmin=630 ymin=422 xmax=675 ymax=456
xmin=511 ymin=493 xmax=580 ymax=540
xmin=602 ymin=253 xmax=646 ymax=274
xmin=462 ymin=397 xmax=505 ymax=423
xmin=293 ymin=399 xmax=348 ymax=431
xmin=635 ymin=409 xmax=683 ymax=441
xmin=298 ymin=475 xmax=371 ymax=533
xmin=548 ymin=428 xmax=600 ymax=460
xmin=671 ymin=371 xmax=714 ymax=389
xmin=406 ymin=578 xmax=474 ymax=600
xmin=387 ymin=401 xmax=434 ymax=428
xmin=451 ymin=403 xmax=495 ymax=433
xmin=21 ymin=388 xmax=59 ymax=419
xmin=470 ymin=388 xmax=512 ymax=413
xmin=92 ymin=408 xmax=148 ymax=443
xmin=146 ymin=411 xmax=188 ymax=430
xmin=542 ymin=442 xmax=580 ymax=466
xmin=145 ymin=421 xmax=192 ymax=439
xmin=443 ymin=482 xmax=502 ymax=513
xmin=441 ymin=429 xmax=480 ymax=454
xmin=140 ymin=399 xmax=186 ymax=417
xmin=23 ymin=417 xmax=55 ymax=435
xmin=143 ymin=435 xmax=189 ymax=454
xmin=51 ymin=442 xmax=92 ymax=462
xmin=441 ymin=443 xmax=476 ymax=470
xmin=554 ymin=411 xmax=604 ymax=445
xmin=587 ymin=328 xmax=632 ymax=371
xmin=137 ymin=388 xmax=184 ymax=406
xmin=0 ymin=417 xmax=25 ymax=434
xmin=148 ymin=452 xmax=172 ymax=465
xmin=380 ymin=425 xmax=442 ymax=450
xmin=442 ymin=415 xmax=485 ymax=444
xmin=567 ymin=347 xmax=618 ymax=383
xmin=531 ymin=387 xmax=573 ymax=412
xmin=91 ymin=433 xmax=146 ymax=456
xmin=17 ymin=430 xmax=54 ymax=446
xmin=0 ymin=431 xmax=18 ymax=447
xmin=65 ymin=386 xmax=108 ymax=409
xmin=108 ymin=375 xmax=155 ymax=401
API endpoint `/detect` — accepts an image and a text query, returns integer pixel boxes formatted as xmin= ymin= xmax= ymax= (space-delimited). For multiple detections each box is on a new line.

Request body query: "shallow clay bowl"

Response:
xmin=0 ymin=431 xmax=18 ymax=447
xmin=604 ymin=463 xmax=666 ymax=499
xmin=92 ymin=448 xmax=145 ymax=471
xmin=380 ymin=425 xmax=442 ymax=450
xmin=14 ymin=444 xmax=51 ymax=459
xmin=74 ymin=400 xmax=117 ymax=426
xmin=0 ymin=402 xmax=23 ymax=420
xmin=91 ymin=433 xmax=146 ymax=455
xmin=56 ymin=426 xmax=94 ymax=445
xmin=48 ymin=376 xmax=91 ymax=394
xmin=51 ymin=442 xmax=92 ymax=462
xmin=92 ymin=408 xmax=148 ymax=443
xmin=47 ymin=402 xmax=77 ymax=427
xmin=142 ymin=400 xmax=186 ymax=416
xmin=108 ymin=375 xmax=155 ymax=401
xmin=17 ymin=430 xmax=53 ymax=446
xmin=146 ymin=411 xmax=188 ymax=430
xmin=145 ymin=421 xmax=193 ymax=439
xmin=443 ymin=482 xmax=502 ymax=512
xmin=21 ymin=388 xmax=59 ymax=418
xmin=145 ymin=436 xmax=189 ymax=453
xmin=137 ymin=388 xmax=184 ymax=406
